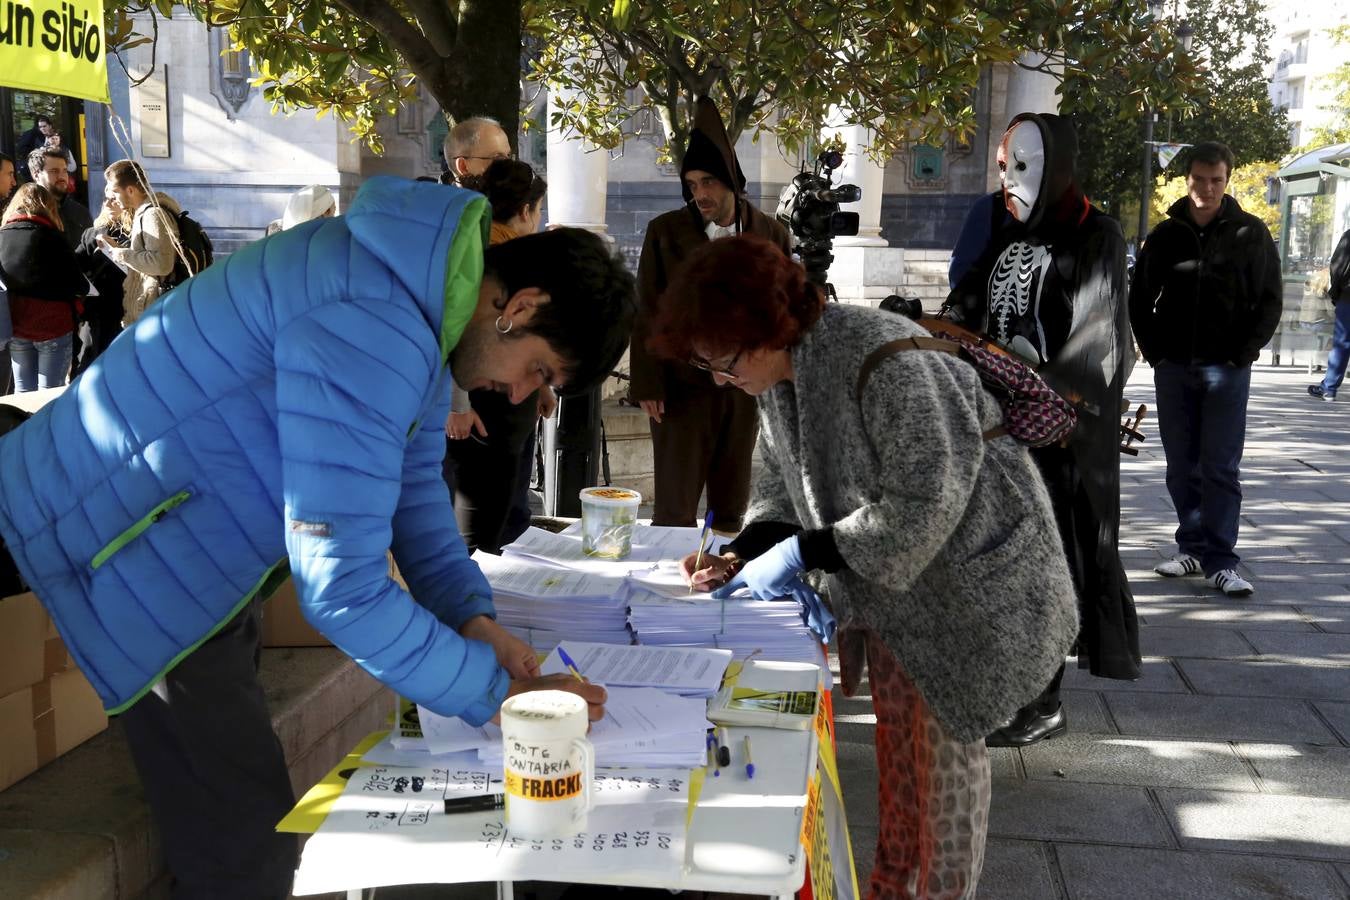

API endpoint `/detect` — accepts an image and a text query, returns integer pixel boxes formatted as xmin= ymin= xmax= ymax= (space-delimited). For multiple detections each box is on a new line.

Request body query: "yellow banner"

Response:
xmin=0 ymin=0 xmax=110 ymax=103
xmin=802 ymin=689 xmax=861 ymax=900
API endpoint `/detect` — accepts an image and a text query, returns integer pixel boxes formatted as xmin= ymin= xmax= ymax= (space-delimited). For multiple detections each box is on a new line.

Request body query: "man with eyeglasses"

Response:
xmin=629 ymin=97 xmax=791 ymax=533
xmin=441 ymin=116 xmax=514 ymax=185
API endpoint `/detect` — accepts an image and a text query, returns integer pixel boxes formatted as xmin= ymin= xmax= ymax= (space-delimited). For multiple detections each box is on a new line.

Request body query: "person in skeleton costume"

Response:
xmin=945 ymin=112 xmax=1141 ymax=747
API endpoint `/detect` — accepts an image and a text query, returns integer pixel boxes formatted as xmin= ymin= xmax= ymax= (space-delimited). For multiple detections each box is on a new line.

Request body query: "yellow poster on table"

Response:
xmin=796 ymin=687 xmax=861 ymax=900
xmin=800 ymin=732 xmax=862 ymax=900
xmin=0 ymin=0 xmax=110 ymax=103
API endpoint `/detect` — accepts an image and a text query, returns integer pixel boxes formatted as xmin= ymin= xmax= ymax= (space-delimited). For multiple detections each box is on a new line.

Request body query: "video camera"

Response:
xmin=777 ymin=148 xmax=861 ymax=291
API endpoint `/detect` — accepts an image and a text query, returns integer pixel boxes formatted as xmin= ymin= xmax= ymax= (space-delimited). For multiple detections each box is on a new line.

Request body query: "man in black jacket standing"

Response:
xmin=1129 ymin=141 xmax=1282 ymax=598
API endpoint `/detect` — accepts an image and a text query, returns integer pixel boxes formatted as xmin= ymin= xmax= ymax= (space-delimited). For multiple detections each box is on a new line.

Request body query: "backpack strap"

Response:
xmin=856 ymin=336 xmax=1005 ymax=442
xmin=855 ymin=336 xmax=959 ymax=404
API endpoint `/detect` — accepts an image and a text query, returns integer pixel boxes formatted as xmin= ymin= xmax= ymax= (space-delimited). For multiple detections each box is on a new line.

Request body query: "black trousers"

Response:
xmin=444 ymin=388 xmax=540 ymax=553
xmin=118 ymin=598 xmax=297 ymax=899
xmin=649 ymin=381 xmax=758 ymax=532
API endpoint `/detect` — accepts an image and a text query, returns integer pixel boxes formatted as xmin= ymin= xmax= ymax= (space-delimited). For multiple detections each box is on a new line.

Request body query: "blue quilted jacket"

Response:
xmin=0 ymin=177 xmax=511 ymax=723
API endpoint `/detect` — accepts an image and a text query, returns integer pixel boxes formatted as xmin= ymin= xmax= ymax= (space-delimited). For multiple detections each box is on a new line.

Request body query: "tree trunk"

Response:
xmin=425 ymin=1 xmax=522 ymax=150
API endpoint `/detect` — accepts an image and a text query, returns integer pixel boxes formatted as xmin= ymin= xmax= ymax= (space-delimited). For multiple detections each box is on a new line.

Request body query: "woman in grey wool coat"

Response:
xmin=657 ymin=235 xmax=1078 ymax=900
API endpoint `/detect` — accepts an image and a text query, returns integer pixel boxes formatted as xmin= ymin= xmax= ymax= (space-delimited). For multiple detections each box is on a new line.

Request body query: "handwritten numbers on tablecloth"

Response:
xmin=591 ymin=773 xmax=685 ymax=798
xmin=477 ymin=822 xmax=674 ymax=860
xmin=361 ymin=801 xmax=438 ymax=832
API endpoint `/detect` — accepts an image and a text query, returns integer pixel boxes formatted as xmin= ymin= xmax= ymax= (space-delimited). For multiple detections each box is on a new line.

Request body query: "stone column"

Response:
xmin=822 ymin=113 xmax=904 ymax=306
xmin=541 ymin=84 xmax=615 ymax=517
xmin=544 ymin=86 xmax=609 ymax=236
xmin=831 ymin=121 xmax=887 ymax=248
xmin=1004 ymin=53 xmax=1062 ymax=116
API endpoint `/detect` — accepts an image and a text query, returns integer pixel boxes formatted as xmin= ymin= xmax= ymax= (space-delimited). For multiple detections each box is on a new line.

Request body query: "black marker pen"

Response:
xmin=444 ymin=794 xmax=506 ymax=814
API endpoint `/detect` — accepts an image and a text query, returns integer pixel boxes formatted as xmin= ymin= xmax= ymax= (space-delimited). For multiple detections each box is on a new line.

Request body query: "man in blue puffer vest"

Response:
xmin=0 ymin=176 xmax=633 ymax=898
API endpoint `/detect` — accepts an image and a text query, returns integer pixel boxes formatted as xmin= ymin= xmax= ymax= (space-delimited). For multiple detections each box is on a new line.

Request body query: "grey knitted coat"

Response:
xmin=748 ymin=303 xmax=1078 ymax=742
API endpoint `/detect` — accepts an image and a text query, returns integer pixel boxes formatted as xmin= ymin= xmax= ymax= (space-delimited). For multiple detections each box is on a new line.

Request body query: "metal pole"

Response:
xmin=1139 ymin=107 xmax=1154 ymax=245
xmin=542 ymin=388 xmax=602 ymax=518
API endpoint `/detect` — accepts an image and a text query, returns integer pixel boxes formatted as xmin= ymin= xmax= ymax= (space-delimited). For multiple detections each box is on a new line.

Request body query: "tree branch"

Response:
xmin=330 ymin=0 xmax=444 ymax=78
xmin=114 ymin=5 xmax=159 ymax=87
xmin=402 ymin=0 xmax=457 ymax=57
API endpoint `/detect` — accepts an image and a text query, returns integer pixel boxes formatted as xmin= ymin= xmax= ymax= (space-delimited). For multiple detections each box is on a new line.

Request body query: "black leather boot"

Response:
xmin=985 ymin=703 xmax=1067 ymax=747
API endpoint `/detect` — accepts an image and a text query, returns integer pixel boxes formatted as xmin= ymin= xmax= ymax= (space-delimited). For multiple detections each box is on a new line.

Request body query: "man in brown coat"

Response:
xmin=629 ymin=98 xmax=792 ymax=532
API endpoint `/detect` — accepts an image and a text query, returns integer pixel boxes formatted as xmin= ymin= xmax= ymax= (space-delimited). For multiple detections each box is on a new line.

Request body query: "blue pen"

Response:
xmin=556 ymin=646 xmax=586 ymax=683
xmin=743 ymin=735 xmax=755 ymax=779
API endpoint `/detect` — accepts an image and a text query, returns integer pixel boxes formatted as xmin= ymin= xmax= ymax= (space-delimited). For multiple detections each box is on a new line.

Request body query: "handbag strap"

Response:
xmin=855 ymin=336 xmax=1005 ymax=442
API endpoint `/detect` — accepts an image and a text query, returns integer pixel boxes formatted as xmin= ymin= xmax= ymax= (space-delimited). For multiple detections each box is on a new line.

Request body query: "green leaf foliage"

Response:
xmin=100 ymin=0 xmax=1206 ymax=167
xmin=523 ymin=0 xmax=1205 ymax=165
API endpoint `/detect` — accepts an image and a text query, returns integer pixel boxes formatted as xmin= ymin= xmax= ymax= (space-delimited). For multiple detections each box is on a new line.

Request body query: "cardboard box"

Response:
xmin=261 ymin=577 xmax=330 ymax=648
xmin=261 ymin=555 xmax=408 ymax=649
xmin=0 ymin=669 xmax=108 ymax=792
xmin=0 ymin=593 xmax=73 ymax=699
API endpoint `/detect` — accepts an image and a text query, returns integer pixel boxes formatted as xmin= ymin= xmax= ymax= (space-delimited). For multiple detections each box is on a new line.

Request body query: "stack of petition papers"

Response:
xmin=497 ymin=523 xmax=827 ymax=672
xmin=473 ymin=551 xmax=632 ymax=649
xmin=626 ymin=565 xmax=829 ymax=673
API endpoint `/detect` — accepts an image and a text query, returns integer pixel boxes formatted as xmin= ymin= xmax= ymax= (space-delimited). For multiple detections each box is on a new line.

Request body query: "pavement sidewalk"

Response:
xmin=837 ymin=363 xmax=1350 ymax=899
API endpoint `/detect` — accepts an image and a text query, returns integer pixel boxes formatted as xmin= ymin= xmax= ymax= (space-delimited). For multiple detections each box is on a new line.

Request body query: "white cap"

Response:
xmin=281 ymin=184 xmax=336 ymax=230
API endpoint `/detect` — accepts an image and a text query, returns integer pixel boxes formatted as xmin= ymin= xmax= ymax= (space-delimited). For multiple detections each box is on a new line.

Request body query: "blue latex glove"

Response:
xmin=712 ymin=537 xmax=837 ymax=644
xmin=713 ymin=535 xmax=806 ymax=601
xmin=792 ymin=578 xmax=837 ymax=645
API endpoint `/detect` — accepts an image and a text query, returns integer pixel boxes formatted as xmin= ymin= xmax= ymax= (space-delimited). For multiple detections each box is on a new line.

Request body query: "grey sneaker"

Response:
xmin=1155 ymin=553 xmax=1202 ymax=577
xmin=1209 ymin=569 xmax=1254 ymax=597
xmin=1308 ymin=385 xmax=1336 ymax=401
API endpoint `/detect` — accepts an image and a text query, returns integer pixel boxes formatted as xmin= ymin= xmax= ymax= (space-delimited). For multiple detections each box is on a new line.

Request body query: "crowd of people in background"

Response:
xmin=0 ymin=130 xmax=301 ymax=396
xmin=0 ymin=139 xmax=133 ymax=393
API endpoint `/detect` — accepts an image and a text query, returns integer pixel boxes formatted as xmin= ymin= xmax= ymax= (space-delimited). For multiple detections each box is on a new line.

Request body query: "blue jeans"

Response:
xmin=9 ymin=334 xmax=72 ymax=392
xmin=1321 ymin=300 xmax=1350 ymax=396
xmin=1153 ymin=361 xmax=1251 ymax=575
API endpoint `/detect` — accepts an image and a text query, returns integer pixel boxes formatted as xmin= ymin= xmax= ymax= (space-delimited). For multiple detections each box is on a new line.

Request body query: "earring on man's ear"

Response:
xmin=495 ymin=316 xmax=513 ymax=335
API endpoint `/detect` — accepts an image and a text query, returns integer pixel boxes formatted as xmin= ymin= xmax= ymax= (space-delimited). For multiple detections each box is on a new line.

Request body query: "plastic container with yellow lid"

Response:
xmin=578 ymin=487 xmax=642 ymax=559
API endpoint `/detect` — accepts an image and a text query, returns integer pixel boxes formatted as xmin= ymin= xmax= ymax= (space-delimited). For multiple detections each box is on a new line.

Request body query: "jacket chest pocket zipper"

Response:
xmin=91 ymin=490 xmax=193 ymax=570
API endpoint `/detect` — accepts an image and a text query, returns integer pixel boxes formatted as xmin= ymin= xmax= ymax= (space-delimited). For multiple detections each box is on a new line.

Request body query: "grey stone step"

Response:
xmin=0 ymin=648 xmax=390 ymax=900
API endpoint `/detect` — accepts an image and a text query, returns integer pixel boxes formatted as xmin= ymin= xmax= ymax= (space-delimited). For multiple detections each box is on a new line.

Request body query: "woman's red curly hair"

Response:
xmin=647 ymin=234 xmax=824 ymax=362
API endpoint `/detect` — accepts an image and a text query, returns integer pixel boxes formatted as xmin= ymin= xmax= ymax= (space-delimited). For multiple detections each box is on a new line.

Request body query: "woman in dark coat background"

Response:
xmin=0 ymin=183 xmax=86 ymax=391
xmin=945 ymin=112 xmax=1141 ymax=746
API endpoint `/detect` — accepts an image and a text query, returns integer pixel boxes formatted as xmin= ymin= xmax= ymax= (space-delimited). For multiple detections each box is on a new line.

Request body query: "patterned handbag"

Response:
xmin=856 ymin=334 xmax=1077 ymax=448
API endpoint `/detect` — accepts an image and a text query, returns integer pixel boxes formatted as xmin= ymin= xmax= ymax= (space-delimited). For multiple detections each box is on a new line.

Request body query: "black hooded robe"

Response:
xmin=946 ymin=113 xmax=1141 ymax=681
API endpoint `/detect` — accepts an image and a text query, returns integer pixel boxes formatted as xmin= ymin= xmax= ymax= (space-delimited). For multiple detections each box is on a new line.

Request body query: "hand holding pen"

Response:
xmin=556 ymin=645 xmax=587 ymax=683
xmin=688 ymin=509 xmax=715 ymax=595
xmin=679 ymin=510 xmax=742 ymax=591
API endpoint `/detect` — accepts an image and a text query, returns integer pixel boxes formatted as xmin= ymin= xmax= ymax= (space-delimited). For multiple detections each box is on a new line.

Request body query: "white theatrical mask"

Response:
xmin=999 ymin=122 xmax=1045 ymax=223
